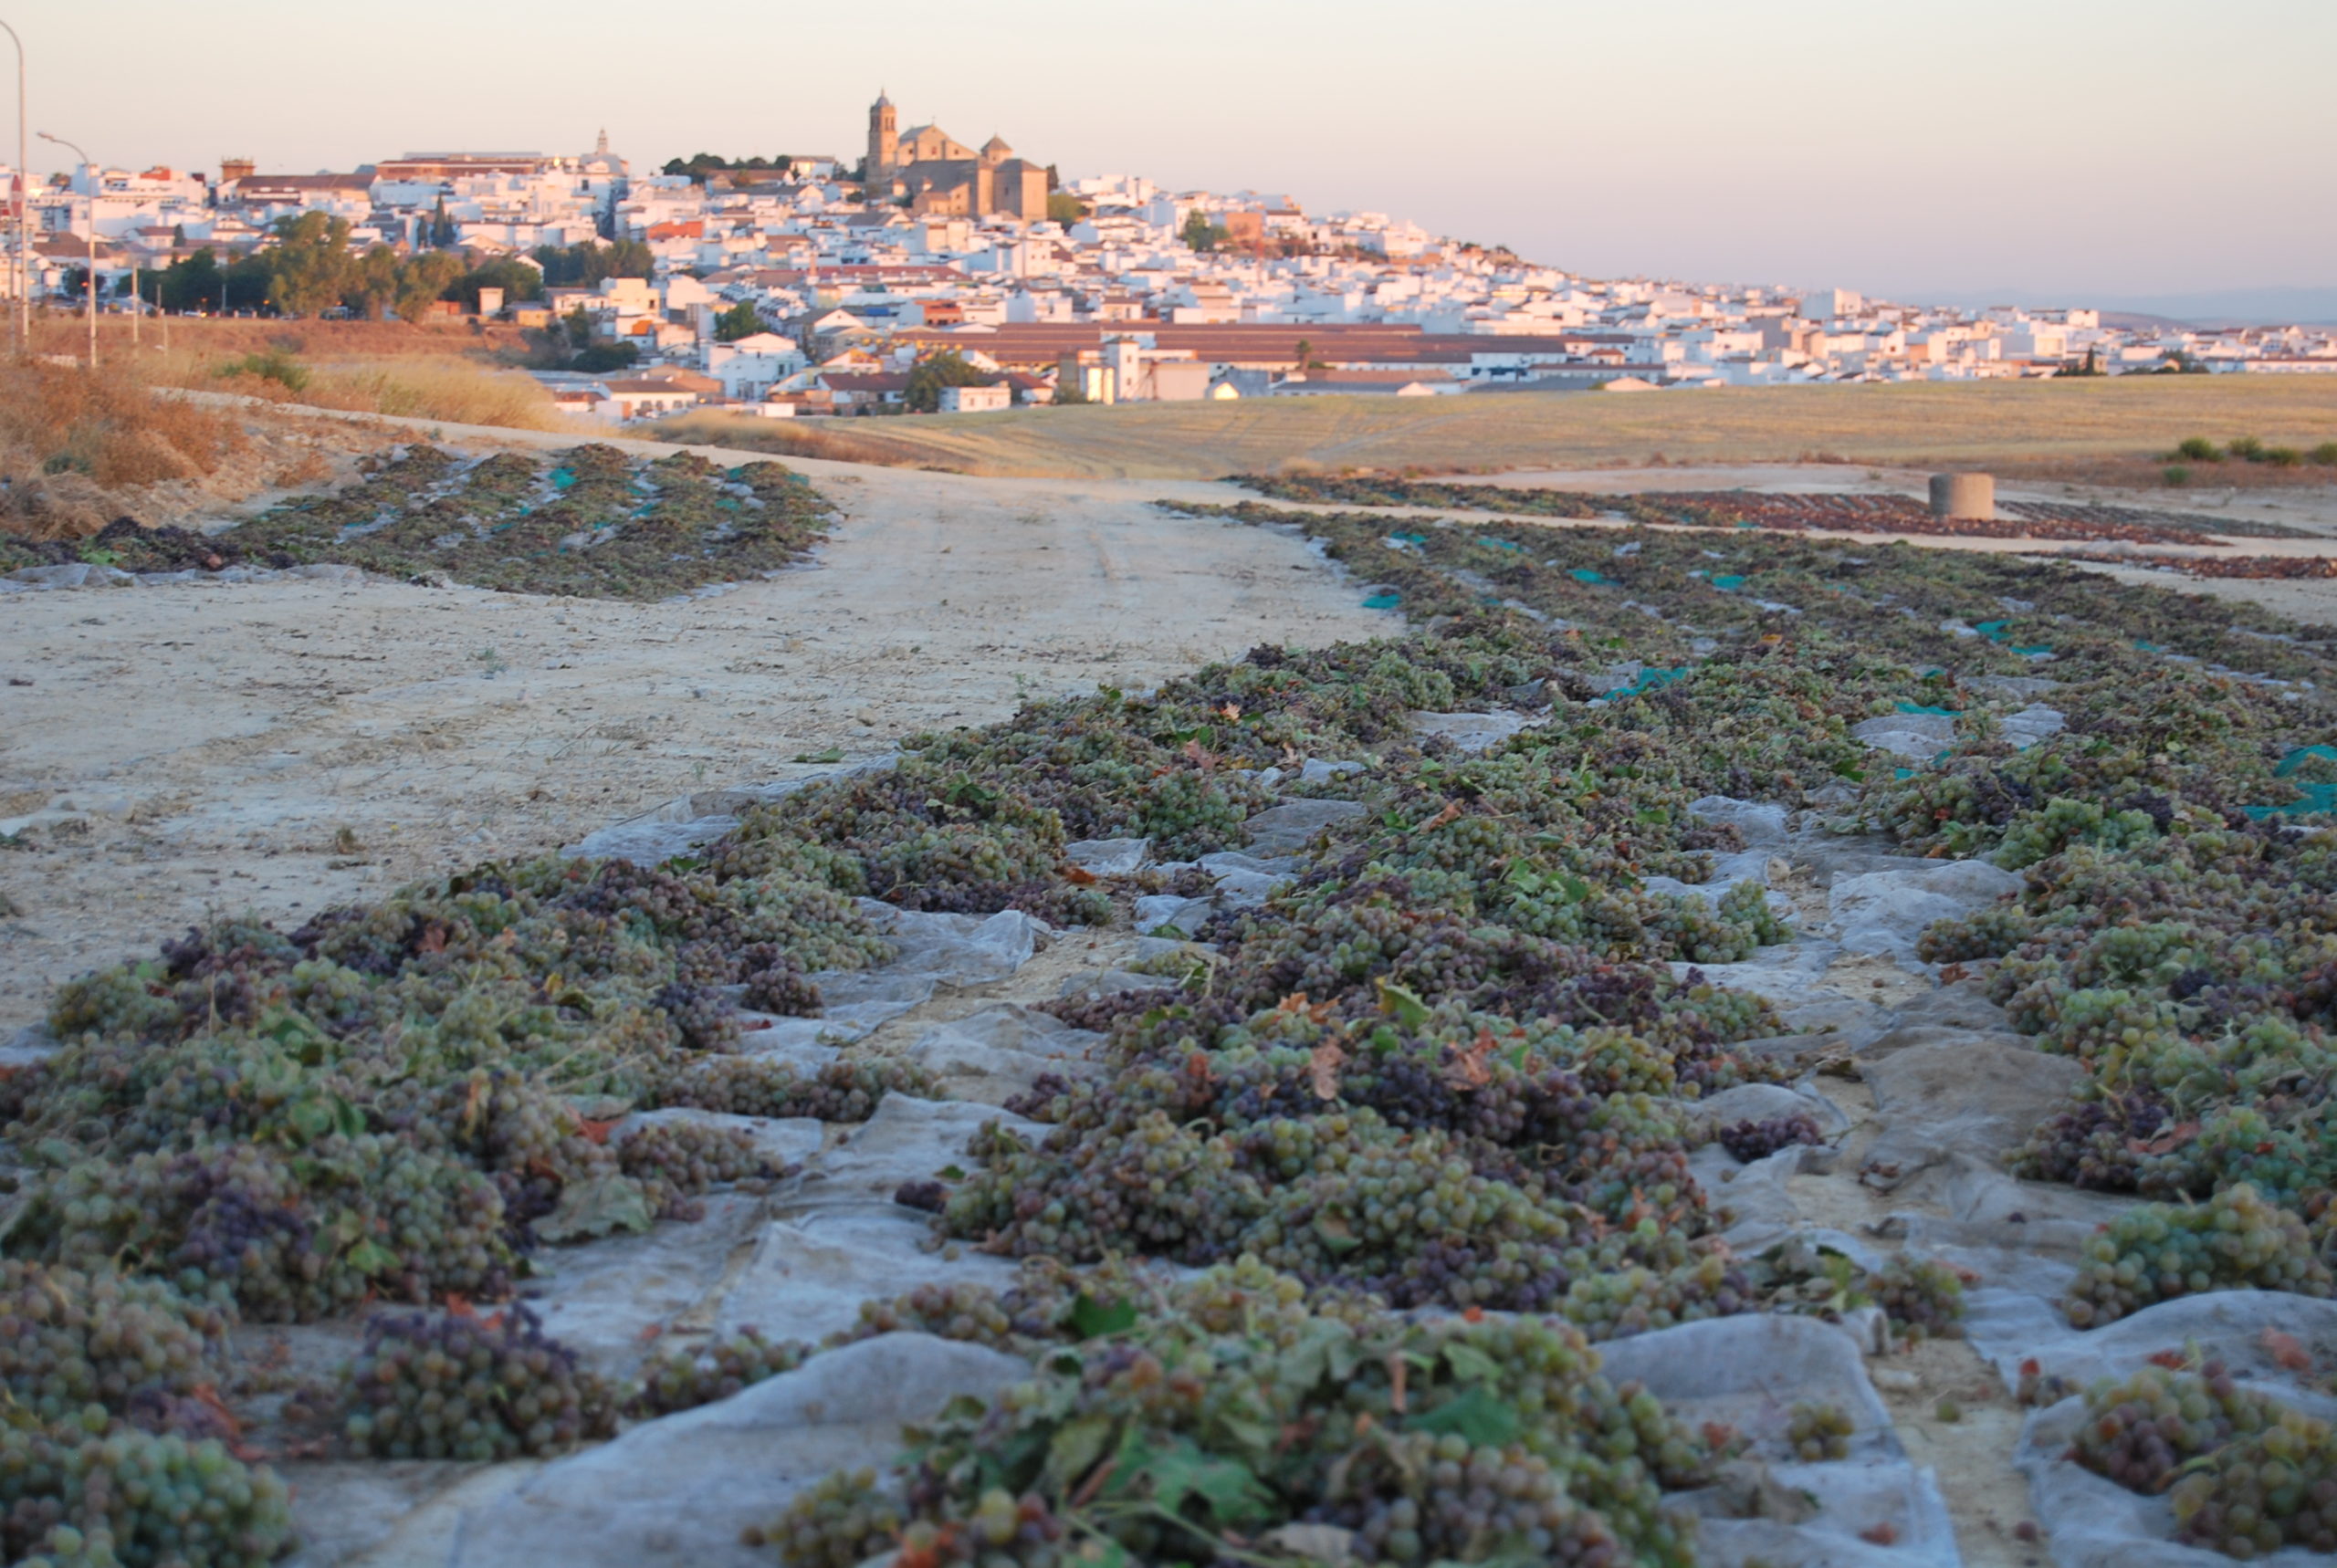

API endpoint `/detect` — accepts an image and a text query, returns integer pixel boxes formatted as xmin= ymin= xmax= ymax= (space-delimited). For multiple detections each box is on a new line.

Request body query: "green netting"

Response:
xmin=1570 ymin=568 xmax=1609 ymax=585
xmin=1362 ymin=591 xmax=1403 ymax=610
xmin=2245 ymin=782 xmax=2337 ymax=820
xmin=1711 ymin=574 xmax=1747 ymax=591
xmin=1895 ymin=702 xmax=1958 ymax=716
xmin=2276 ymin=746 xmax=2337 ymax=778
xmin=550 ymin=467 xmax=577 ymax=490
xmin=1603 ymin=665 xmax=1690 ymax=699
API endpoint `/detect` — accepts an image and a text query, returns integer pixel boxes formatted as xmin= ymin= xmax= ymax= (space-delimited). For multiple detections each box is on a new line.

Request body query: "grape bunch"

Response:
xmin=1717 ymin=1111 xmax=1823 ymax=1163
xmin=335 ymin=1307 xmax=617 ymax=1460
xmin=739 ymin=950 xmax=823 ymax=1017
xmin=17 ymin=1135 xmax=511 ymax=1323
xmin=2070 ymin=1363 xmax=2337 ymax=1557
xmin=1785 ymin=1402 xmax=1854 ymax=1462
xmin=2065 ymin=1185 xmax=2333 ymax=1327
xmin=1862 ymin=1255 xmax=1967 ymax=1342
xmin=652 ymin=1057 xmax=941 ymax=1122
xmin=2168 ymin=1400 xmax=2337 ymax=1557
xmin=2070 ymin=1362 xmax=2276 ymax=1494
xmin=0 ymin=1406 xmax=295 ymax=1568
xmin=744 ymin=1468 xmax=907 ymax=1568
xmin=0 ymin=1262 xmax=229 ymax=1428
xmin=615 ymin=1118 xmax=782 ymax=1218
xmin=1560 ymin=1250 xmax=1753 ymax=1343
xmin=631 ymin=1328 xmax=810 ymax=1417
xmin=755 ymin=1259 xmax=1703 ymax=1568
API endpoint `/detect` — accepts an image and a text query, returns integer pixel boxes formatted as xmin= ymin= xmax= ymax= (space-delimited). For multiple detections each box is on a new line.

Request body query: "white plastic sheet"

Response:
xmin=448 ymin=1334 xmax=1029 ymax=1568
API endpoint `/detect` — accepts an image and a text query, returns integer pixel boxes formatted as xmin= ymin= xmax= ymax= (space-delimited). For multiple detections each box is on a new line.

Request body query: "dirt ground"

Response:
xmin=664 ymin=375 xmax=2337 ymax=480
xmin=9 ymin=425 xmax=2337 ymax=1037
xmin=0 ymin=435 xmax=1389 ymax=1034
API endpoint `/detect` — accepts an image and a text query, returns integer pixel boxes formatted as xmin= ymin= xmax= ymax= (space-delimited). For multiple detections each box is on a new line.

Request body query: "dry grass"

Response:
xmin=283 ymin=358 xmax=580 ymax=432
xmin=659 ymin=413 xmax=954 ymax=467
xmin=28 ymin=311 xmax=529 ymax=363
xmin=0 ymin=357 xmax=240 ymax=538
xmin=3 ymin=309 xmax=585 ymax=540
xmin=26 ymin=312 xmax=579 ymax=434
xmin=660 ymin=377 xmax=2337 ymax=481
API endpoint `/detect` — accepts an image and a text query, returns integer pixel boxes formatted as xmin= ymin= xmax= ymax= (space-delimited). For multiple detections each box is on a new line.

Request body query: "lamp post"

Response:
xmin=0 ymin=20 xmax=26 ymax=355
xmin=37 ymin=128 xmax=89 ymax=367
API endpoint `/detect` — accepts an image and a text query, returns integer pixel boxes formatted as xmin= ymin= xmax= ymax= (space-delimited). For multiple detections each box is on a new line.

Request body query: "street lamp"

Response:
xmin=0 ymin=20 xmax=26 ymax=355
xmin=37 ymin=127 xmax=89 ymax=367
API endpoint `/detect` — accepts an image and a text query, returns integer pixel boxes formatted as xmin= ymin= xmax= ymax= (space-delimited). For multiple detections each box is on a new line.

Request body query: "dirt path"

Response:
xmin=0 ymin=437 xmax=1389 ymax=1035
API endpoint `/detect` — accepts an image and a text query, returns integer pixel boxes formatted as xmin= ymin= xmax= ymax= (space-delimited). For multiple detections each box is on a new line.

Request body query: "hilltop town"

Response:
xmin=6 ymin=97 xmax=2336 ymax=424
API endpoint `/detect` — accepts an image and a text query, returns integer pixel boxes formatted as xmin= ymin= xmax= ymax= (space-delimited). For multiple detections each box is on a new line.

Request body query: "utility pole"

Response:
xmin=0 ymin=20 xmax=26 ymax=355
xmin=37 ymin=129 xmax=89 ymax=366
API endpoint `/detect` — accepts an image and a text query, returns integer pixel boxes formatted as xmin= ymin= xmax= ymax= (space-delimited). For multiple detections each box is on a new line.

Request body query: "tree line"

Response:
xmin=130 ymin=215 xmax=655 ymax=321
xmin=660 ymin=153 xmax=805 ymax=186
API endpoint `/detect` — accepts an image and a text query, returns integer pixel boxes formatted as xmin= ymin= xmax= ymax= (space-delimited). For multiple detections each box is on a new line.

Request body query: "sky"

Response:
xmin=9 ymin=0 xmax=2332 ymax=308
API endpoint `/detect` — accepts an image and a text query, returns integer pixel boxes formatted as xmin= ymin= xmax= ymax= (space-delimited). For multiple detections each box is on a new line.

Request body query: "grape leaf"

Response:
xmin=1139 ymin=1438 xmax=1272 ymax=1525
xmin=1409 ymin=1385 xmax=1521 ymax=1447
xmin=345 ymin=1239 xmax=399 ymax=1277
xmin=1375 ymin=979 xmax=1430 ymax=1030
xmin=1440 ymin=1341 xmax=1504 ymax=1385
xmin=1070 ymin=1292 xmax=1138 ymax=1340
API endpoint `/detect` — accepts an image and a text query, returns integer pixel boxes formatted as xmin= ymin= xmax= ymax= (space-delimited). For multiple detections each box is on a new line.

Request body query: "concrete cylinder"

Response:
xmin=1929 ymin=472 xmax=1995 ymax=520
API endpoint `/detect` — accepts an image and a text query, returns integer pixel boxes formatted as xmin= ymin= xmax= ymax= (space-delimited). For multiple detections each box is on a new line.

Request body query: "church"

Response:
xmin=865 ymin=93 xmax=1050 ymax=222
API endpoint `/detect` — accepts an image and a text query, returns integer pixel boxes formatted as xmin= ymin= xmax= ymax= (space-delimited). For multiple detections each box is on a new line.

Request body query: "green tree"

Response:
xmin=1047 ymin=191 xmax=1088 ymax=225
xmin=712 ymin=300 xmax=766 ymax=341
xmin=531 ymin=240 xmax=653 ymax=287
xmin=224 ymin=250 xmax=275 ymax=315
xmin=446 ymin=256 xmax=544 ymax=312
xmin=1180 ymin=208 xmax=1228 ymax=252
xmin=346 ymin=245 xmax=402 ymax=319
xmin=144 ymin=248 xmax=221 ymax=312
xmin=573 ymin=342 xmax=639 ymax=373
xmin=391 ymin=252 xmax=466 ymax=323
xmin=266 ymin=212 xmax=355 ymax=317
xmin=904 ymin=350 xmax=993 ymax=413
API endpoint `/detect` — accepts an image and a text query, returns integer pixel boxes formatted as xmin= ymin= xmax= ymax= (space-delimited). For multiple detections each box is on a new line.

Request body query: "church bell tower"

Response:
xmin=867 ymin=92 xmax=897 ymax=185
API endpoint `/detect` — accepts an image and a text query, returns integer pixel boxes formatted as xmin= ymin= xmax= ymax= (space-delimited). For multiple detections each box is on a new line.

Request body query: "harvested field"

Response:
xmin=1 ymin=443 xmax=834 ymax=601
xmin=1239 ymin=471 xmax=2319 ymax=543
xmin=663 ymin=376 xmax=2337 ymax=481
xmin=2069 ymin=551 xmax=2337 ymax=579
xmin=0 ymin=443 xmax=1386 ymax=1035
xmin=12 ymin=434 xmax=2337 ymax=1568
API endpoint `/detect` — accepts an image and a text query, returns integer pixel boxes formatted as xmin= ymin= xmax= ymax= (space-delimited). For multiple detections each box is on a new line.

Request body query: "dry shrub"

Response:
xmin=294 ymin=359 xmax=582 ymax=432
xmin=271 ymin=449 xmax=337 ymax=488
xmin=657 ymin=412 xmax=960 ymax=467
xmin=0 ymin=358 xmax=237 ymax=538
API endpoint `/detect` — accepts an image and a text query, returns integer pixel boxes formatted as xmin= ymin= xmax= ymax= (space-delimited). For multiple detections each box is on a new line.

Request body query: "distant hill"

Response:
xmin=1938 ymin=287 xmax=2337 ymax=329
xmin=2101 ymin=311 xmax=2200 ymax=332
xmin=2086 ymin=287 xmax=2337 ymax=329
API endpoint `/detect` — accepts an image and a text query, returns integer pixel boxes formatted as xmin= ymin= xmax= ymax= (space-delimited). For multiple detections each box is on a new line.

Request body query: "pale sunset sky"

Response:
xmin=10 ymin=0 xmax=2331 ymax=308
